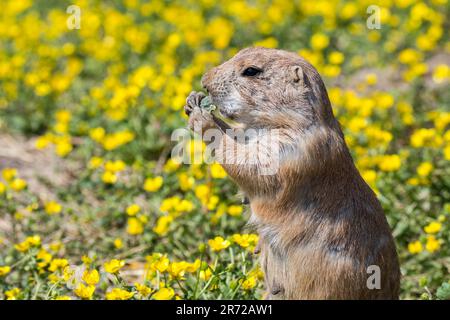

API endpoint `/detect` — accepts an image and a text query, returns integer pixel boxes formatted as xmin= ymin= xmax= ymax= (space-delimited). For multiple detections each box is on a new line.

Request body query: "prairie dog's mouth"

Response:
xmin=200 ymin=95 xmax=244 ymax=129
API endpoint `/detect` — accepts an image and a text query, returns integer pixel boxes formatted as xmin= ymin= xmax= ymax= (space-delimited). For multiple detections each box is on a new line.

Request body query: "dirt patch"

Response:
xmin=0 ymin=134 xmax=75 ymax=200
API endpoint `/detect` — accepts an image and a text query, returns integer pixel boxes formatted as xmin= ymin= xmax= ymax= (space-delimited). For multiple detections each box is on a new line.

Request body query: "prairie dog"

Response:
xmin=184 ymin=47 xmax=400 ymax=299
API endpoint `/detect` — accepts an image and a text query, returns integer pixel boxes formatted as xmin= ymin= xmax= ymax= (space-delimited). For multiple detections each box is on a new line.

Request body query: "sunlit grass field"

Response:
xmin=0 ymin=0 xmax=449 ymax=300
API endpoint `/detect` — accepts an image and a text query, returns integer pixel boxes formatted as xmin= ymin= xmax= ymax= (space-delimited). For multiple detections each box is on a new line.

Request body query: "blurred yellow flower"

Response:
xmin=127 ymin=217 xmax=144 ymax=235
xmin=408 ymin=241 xmax=423 ymax=254
xmin=310 ymin=33 xmax=329 ymax=51
xmin=227 ymin=205 xmax=243 ymax=217
xmin=144 ymin=176 xmax=163 ymax=192
xmin=74 ymin=283 xmax=95 ymax=299
xmin=416 ymin=162 xmax=433 ymax=177
xmin=106 ymin=288 xmax=134 ymax=300
xmin=126 ymin=204 xmax=141 ymax=216
xmin=153 ymin=215 xmax=173 ymax=236
xmin=0 ymin=266 xmax=11 ymax=277
xmin=44 ymin=201 xmax=62 ymax=215
xmin=0 ymin=182 xmax=5 ymax=194
xmin=424 ymin=222 xmax=442 ymax=234
xmin=104 ymin=160 xmax=126 ymax=172
xmin=5 ymin=288 xmax=21 ymax=300
xmin=88 ymin=156 xmax=103 ymax=169
xmin=9 ymin=178 xmax=27 ymax=191
xmin=102 ymin=171 xmax=117 ymax=184
xmin=210 ymin=163 xmax=227 ymax=179
xmin=2 ymin=168 xmax=17 ymax=181
xmin=432 ymin=64 xmax=449 ymax=83
xmin=48 ymin=259 xmax=69 ymax=272
xmin=241 ymin=276 xmax=257 ymax=290
xmin=378 ymin=155 xmax=401 ymax=172
xmin=425 ymin=236 xmax=441 ymax=253
xmin=82 ymin=269 xmax=100 ymax=286
xmin=135 ymin=283 xmax=153 ymax=297
xmin=114 ymin=238 xmax=123 ymax=249
xmin=104 ymin=259 xmax=125 ymax=274
xmin=208 ymin=236 xmax=231 ymax=252
xmin=153 ymin=287 xmax=174 ymax=300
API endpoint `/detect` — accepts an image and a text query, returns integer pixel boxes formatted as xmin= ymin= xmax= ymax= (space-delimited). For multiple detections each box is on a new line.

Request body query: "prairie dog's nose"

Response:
xmin=201 ymin=67 xmax=217 ymax=94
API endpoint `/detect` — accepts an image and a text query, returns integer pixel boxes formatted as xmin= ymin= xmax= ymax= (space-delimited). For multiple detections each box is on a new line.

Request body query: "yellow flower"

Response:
xmin=54 ymin=296 xmax=71 ymax=300
xmin=89 ymin=127 xmax=105 ymax=142
xmin=104 ymin=160 xmax=126 ymax=172
xmin=149 ymin=254 xmax=170 ymax=273
xmin=195 ymin=184 xmax=210 ymax=204
xmin=424 ymin=222 xmax=442 ymax=234
xmin=35 ymin=135 xmax=51 ymax=150
xmin=444 ymin=145 xmax=450 ymax=161
xmin=0 ymin=265 xmax=11 ymax=276
xmin=106 ymin=288 xmax=134 ymax=300
xmin=2 ymin=168 xmax=17 ymax=181
xmin=210 ymin=163 xmax=227 ymax=179
xmin=185 ymin=259 xmax=201 ymax=273
xmin=168 ymin=261 xmax=189 ymax=279
xmin=232 ymin=234 xmax=259 ymax=249
xmin=241 ymin=276 xmax=257 ymax=290
xmin=199 ymin=269 xmax=212 ymax=281
xmin=36 ymin=249 xmax=52 ymax=269
xmin=417 ymin=162 xmax=433 ymax=177
xmin=178 ymin=173 xmax=194 ymax=191
xmin=113 ymin=238 xmax=123 ymax=249
xmin=127 ymin=217 xmax=144 ymax=235
xmin=44 ymin=201 xmax=62 ymax=215
xmin=208 ymin=236 xmax=231 ymax=252
xmin=143 ymin=176 xmax=163 ymax=192
xmin=102 ymin=171 xmax=117 ymax=184
xmin=153 ymin=287 xmax=174 ymax=300
xmin=9 ymin=178 xmax=27 ymax=191
xmin=432 ymin=64 xmax=449 ymax=84
xmin=74 ymin=283 xmax=95 ymax=299
xmin=163 ymin=158 xmax=181 ymax=173
xmin=410 ymin=128 xmax=441 ymax=148
xmin=0 ymin=182 xmax=5 ymax=194
xmin=135 ymin=283 xmax=153 ymax=297
xmin=82 ymin=269 xmax=100 ymax=286
xmin=104 ymin=259 xmax=125 ymax=274
xmin=153 ymin=215 xmax=173 ymax=236
xmin=48 ymin=259 xmax=69 ymax=272
xmin=227 ymin=205 xmax=243 ymax=217
xmin=63 ymin=266 xmax=74 ymax=282
xmin=15 ymin=235 xmax=41 ymax=252
xmin=55 ymin=140 xmax=73 ymax=157
xmin=378 ymin=155 xmax=401 ymax=172
xmin=174 ymin=199 xmax=194 ymax=213
xmin=328 ymin=51 xmax=344 ymax=65
xmin=126 ymin=204 xmax=141 ymax=216
xmin=5 ymin=288 xmax=21 ymax=300
xmin=425 ymin=236 xmax=441 ymax=253
xmin=408 ymin=241 xmax=423 ymax=254
xmin=88 ymin=156 xmax=103 ymax=169
xmin=310 ymin=33 xmax=329 ymax=51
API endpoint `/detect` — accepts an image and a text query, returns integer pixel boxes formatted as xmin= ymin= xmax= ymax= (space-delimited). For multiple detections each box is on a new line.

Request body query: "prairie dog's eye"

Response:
xmin=242 ymin=67 xmax=262 ymax=77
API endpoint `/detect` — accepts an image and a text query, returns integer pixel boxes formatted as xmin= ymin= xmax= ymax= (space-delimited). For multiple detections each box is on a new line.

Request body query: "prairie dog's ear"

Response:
xmin=291 ymin=65 xmax=317 ymax=104
xmin=291 ymin=65 xmax=303 ymax=83
xmin=290 ymin=65 xmax=312 ymax=87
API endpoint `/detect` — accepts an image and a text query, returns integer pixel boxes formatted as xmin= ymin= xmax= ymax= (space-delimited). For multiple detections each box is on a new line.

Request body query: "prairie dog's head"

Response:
xmin=201 ymin=47 xmax=336 ymax=131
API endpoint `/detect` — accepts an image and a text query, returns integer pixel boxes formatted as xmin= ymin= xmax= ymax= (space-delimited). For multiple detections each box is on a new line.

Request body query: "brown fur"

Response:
xmin=185 ymin=47 xmax=400 ymax=299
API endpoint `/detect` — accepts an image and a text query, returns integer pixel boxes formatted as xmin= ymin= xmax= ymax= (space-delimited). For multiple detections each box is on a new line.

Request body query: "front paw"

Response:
xmin=188 ymin=106 xmax=216 ymax=133
xmin=184 ymin=91 xmax=205 ymax=116
xmin=185 ymin=91 xmax=215 ymax=133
